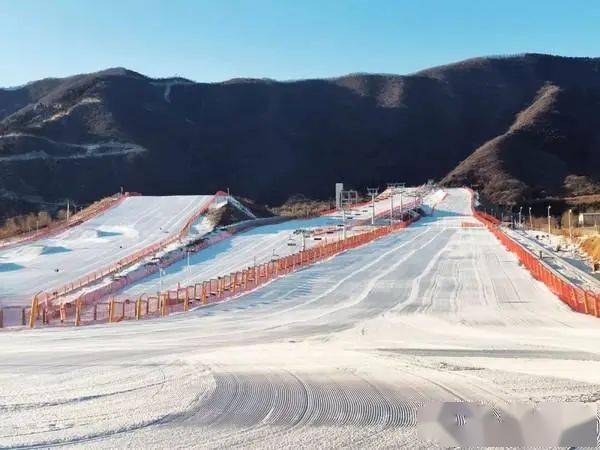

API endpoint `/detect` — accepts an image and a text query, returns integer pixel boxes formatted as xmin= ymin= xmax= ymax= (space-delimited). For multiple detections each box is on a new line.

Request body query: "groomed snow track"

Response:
xmin=0 ymin=195 xmax=213 ymax=308
xmin=1 ymin=188 xmax=599 ymax=448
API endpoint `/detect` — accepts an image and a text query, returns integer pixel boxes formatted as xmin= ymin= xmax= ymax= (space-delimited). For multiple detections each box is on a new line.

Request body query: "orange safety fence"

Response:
xmin=25 ymin=215 xmax=421 ymax=328
xmin=39 ymin=191 xmax=225 ymax=306
xmin=467 ymin=190 xmax=599 ymax=318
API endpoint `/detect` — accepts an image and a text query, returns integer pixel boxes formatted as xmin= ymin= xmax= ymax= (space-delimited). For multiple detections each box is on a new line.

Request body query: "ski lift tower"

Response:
xmin=339 ymin=189 xmax=357 ymax=240
xmin=367 ymin=188 xmax=379 ymax=225
xmin=387 ymin=183 xmax=405 ymax=225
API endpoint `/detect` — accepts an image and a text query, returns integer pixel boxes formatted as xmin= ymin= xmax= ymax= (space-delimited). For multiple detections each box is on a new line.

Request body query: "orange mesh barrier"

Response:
xmin=467 ymin=188 xmax=599 ymax=319
xmin=27 ymin=215 xmax=421 ymax=328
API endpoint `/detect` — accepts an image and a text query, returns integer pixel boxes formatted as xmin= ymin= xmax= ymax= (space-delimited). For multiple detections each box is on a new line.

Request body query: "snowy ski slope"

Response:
xmin=115 ymin=188 xmax=439 ymax=299
xmin=0 ymin=195 xmax=212 ymax=307
xmin=2 ymin=188 xmax=599 ymax=447
xmin=115 ymin=215 xmax=341 ymax=298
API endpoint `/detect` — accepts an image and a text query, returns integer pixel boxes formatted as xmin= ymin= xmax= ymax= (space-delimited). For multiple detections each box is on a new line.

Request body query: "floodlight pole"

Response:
xmin=367 ymin=188 xmax=378 ymax=225
xmin=400 ymin=190 xmax=403 ymax=222
xmin=518 ymin=206 xmax=522 ymax=229
xmin=528 ymin=207 xmax=532 ymax=230
xmin=389 ymin=191 xmax=394 ymax=227
xmin=547 ymin=205 xmax=552 ymax=236
xmin=371 ymin=193 xmax=375 ymax=225
xmin=342 ymin=207 xmax=347 ymax=240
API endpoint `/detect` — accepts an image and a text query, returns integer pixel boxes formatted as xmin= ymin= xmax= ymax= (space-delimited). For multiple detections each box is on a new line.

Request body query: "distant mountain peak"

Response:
xmin=0 ymin=53 xmax=599 ymax=219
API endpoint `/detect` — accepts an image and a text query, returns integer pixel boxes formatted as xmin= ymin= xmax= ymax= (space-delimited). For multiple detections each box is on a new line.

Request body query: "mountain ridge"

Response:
xmin=1 ymin=53 xmax=599 ymax=218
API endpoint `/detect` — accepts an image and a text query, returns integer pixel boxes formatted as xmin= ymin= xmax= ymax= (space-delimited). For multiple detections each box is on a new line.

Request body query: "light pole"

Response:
xmin=367 ymin=188 xmax=378 ymax=226
xmin=341 ymin=207 xmax=347 ymax=239
xmin=389 ymin=191 xmax=394 ymax=226
xmin=399 ymin=189 xmax=403 ymax=222
xmin=186 ymin=250 xmax=190 ymax=271
xmin=547 ymin=205 xmax=552 ymax=236
xmin=528 ymin=207 xmax=532 ymax=230
xmin=518 ymin=206 xmax=522 ymax=229
xmin=568 ymin=209 xmax=572 ymax=240
xmin=387 ymin=183 xmax=404 ymax=226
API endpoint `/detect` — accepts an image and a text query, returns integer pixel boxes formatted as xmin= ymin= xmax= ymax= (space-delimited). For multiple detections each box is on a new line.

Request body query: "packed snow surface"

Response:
xmin=0 ymin=195 xmax=212 ymax=306
xmin=116 ymin=188 xmax=439 ymax=299
xmin=1 ymin=188 xmax=599 ymax=448
xmin=116 ymin=215 xmax=341 ymax=298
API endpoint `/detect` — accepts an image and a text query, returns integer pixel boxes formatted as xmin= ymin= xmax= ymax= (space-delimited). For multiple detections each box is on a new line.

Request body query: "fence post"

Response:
xmin=59 ymin=303 xmax=66 ymax=324
xmin=29 ymin=296 xmax=39 ymax=329
xmin=183 ymin=289 xmax=189 ymax=312
xmin=75 ymin=298 xmax=81 ymax=326
xmin=135 ymin=298 xmax=141 ymax=319
xmin=108 ymin=298 xmax=115 ymax=323
xmin=161 ymin=294 xmax=169 ymax=316
xmin=0 ymin=309 xmax=3 ymax=328
xmin=201 ymin=282 xmax=207 ymax=304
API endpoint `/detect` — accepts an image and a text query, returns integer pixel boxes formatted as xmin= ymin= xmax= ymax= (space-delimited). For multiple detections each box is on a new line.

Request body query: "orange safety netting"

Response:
xmin=25 ymin=216 xmax=420 ymax=328
xmin=470 ymin=197 xmax=599 ymax=318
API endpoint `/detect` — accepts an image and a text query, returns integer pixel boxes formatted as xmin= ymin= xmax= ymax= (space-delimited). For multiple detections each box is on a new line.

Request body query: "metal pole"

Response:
xmin=547 ymin=205 xmax=551 ymax=236
xmin=187 ymin=251 xmax=190 ymax=270
xmin=342 ymin=208 xmax=347 ymax=240
xmin=371 ymin=193 xmax=375 ymax=225
xmin=568 ymin=209 xmax=572 ymax=240
xmin=389 ymin=191 xmax=394 ymax=226
xmin=400 ymin=190 xmax=403 ymax=222
xmin=66 ymin=199 xmax=70 ymax=222
xmin=529 ymin=207 xmax=532 ymax=230
xmin=367 ymin=188 xmax=378 ymax=226
xmin=518 ymin=207 xmax=522 ymax=229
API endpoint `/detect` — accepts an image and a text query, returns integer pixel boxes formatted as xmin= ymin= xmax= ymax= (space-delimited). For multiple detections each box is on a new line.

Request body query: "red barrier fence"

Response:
xmin=26 ymin=215 xmax=421 ymax=328
xmin=471 ymin=197 xmax=599 ymax=318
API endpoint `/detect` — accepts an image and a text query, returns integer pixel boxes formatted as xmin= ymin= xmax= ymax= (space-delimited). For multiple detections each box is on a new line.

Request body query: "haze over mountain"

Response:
xmin=0 ymin=53 xmax=599 ymax=218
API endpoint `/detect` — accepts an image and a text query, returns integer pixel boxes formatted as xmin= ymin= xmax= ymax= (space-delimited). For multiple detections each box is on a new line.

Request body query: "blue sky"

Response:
xmin=1 ymin=0 xmax=599 ymax=87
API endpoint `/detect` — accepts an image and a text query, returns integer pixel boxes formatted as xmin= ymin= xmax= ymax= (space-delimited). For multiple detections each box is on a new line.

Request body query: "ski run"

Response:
xmin=0 ymin=188 xmax=599 ymax=448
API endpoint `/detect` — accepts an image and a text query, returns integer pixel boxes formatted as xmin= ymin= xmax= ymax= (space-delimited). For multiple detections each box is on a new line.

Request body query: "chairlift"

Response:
xmin=313 ymin=237 xmax=322 ymax=241
xmin=287 ymin=237 xmax=297 ymax=247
